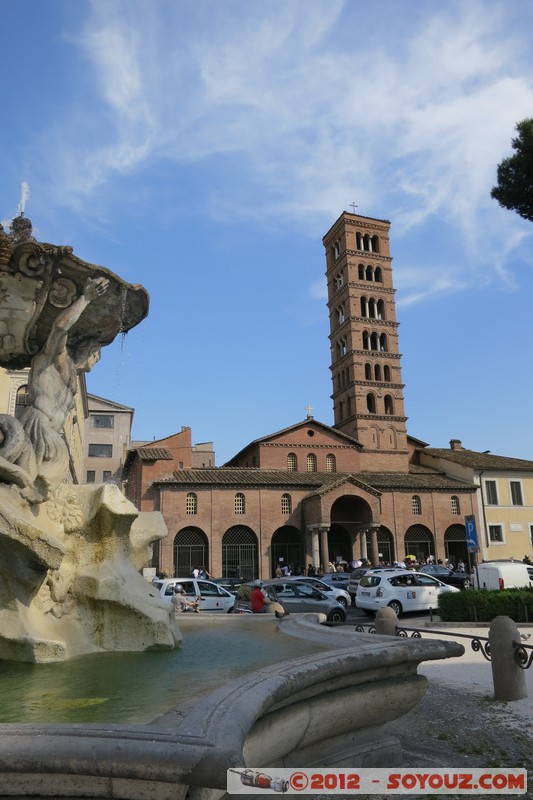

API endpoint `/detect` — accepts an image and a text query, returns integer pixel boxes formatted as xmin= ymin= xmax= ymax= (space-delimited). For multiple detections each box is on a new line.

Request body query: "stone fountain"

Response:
xmin=0 ymin=215 xmax=180 ymax=662
xmin=0 ymin=214 xmax=464 ymax=798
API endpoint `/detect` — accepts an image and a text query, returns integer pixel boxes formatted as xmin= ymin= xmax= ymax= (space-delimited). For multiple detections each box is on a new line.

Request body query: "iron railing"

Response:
xmin=353 ymin=623 xmax=533 ymax=668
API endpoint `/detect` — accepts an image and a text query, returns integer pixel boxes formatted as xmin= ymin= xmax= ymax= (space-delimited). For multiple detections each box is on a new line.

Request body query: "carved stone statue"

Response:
xmin=0 ymin=215 xmax=180 ymax=662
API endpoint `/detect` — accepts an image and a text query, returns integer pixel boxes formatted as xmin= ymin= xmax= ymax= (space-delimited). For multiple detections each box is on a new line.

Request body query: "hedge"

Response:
xmin=438 ymin=587 xmax=533 ymax=622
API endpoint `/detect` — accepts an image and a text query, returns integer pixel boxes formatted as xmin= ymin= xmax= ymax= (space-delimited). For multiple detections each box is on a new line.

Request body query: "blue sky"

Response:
xmin=2 ymin=0 xmax=533 ymax=465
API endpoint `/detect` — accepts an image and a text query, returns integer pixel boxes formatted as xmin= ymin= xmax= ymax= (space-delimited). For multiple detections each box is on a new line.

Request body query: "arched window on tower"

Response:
xmin=234 ymin=493 xmax=246 ymax=515
xmin=365 ymin=363 xmax=372 ymax=380
xmin=384 ymin=395 xmax=394 ymax=415
xmin=337 ymin=303 xmax=345 ymax=324
xmin=376 ymin=299 xmax=385 ymax=320
xmin=383 ymin=364 xmax=391 ymax=382
xmin=451 ymin=496 xmax=460 ymax=515
xmin=287 ymin=453 xmax=297 ymax=471
xmin=334 ymin=271 xmax=344 ymax=290
xmin=374 ymin=364 xmax=382 ymax=381
xmin=374 ymin=267 xmax=382 ymax=282
xmin=365 ymin=265 xmax=373 ymax=281
xmin=325 ymin=454 xmax=336 ymax=473
xmin=347 ymin=396 xmax=352 ymax=416
xmin=186 ymin=492 xmax=197 ymax=515
xmin=337 ymin=339 xmax=347 ymax=358
xmin=362 ymin=331 xmax=371 ymax=350
xmin=411 ymin=495 xmax=422 ymax=515
xmin=306 ymin=453 xmax=317 ymax=472
xmin=379 ymin=333 xmax=387 ymax=352
xmin=358 ymin=264 xmax=365 ymax=280
xmin=371 ymin=235 xmax=379 ymax=253
xmin=356 ymin=232 xmax=363 ymax=250
xmin=370 ymin=332 xmax=379 ymax=351
xmin=366 ymin=393 xmax=376 ymax=413
xmin=360 ymin=297 xmax=368 ymax=317
xmin=281 ymin=493 xmax=292 ymax=514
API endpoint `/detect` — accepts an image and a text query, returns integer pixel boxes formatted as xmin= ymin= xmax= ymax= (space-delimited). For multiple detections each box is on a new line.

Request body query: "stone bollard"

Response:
xmin=489 ymin=616 xmax=527 ymax=701
xmin=375 ymin=606 xmax=398 ymax=636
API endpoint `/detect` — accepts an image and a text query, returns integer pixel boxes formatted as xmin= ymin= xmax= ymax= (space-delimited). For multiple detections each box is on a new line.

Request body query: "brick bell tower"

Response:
xmin=323 ymin=211 xmax=409 ymax=472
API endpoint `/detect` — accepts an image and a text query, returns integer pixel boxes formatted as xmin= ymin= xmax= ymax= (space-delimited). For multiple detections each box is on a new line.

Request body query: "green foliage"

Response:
xmin=438 ymin=587 xmax=533 ymax=622
xmin=491 ymin=117 xmax=533 ymax=222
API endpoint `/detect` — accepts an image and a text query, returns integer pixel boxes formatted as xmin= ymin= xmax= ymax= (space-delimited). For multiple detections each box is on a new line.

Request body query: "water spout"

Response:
xmin=17 ymin=181 xmax=30 ymax=216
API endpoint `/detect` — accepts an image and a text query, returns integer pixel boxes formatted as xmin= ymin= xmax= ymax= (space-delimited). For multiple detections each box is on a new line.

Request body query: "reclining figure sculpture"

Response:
xmin=0 ymin=215 xmax=180 ymax=662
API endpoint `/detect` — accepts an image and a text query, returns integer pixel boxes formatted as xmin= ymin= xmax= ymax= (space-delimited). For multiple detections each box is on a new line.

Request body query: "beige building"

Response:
xmin=82 ymin=394 xmax=134 ymax=486
xmin=419 ymin=441 xmax=533 ymax=560
xmin=0 ymin=366 xmax=87 ymax=485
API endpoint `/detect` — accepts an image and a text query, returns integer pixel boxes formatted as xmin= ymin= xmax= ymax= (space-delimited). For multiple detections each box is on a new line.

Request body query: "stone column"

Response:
xmin=369 ymin=524 xmax=380 ymax=566
xmin=359 ymin=530 xmax=368 ymax=560
xmin=311 ymin=528 xmax=320 ymax=569
xmin=320 ymin=526 xmax=330 ymax=571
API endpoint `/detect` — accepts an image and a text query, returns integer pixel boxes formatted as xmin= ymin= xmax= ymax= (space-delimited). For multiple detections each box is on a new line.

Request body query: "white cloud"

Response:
xmin=28 ymin=0 xmax=533 ymax=299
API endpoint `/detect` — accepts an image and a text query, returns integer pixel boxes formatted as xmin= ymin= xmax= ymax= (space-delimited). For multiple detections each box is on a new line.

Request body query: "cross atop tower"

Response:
xmin=349 ymin=202 xmax=358 ymax=213
xmin=305 ymin=403 xmax=313 ymax=419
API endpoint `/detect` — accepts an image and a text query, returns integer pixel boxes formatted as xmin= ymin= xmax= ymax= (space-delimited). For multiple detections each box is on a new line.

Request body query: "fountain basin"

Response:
xmin=0 ymin=614 xmax=463 ymax=799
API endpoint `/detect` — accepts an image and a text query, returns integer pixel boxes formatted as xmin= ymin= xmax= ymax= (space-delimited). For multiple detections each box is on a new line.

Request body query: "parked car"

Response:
xmin=419 ymin=564 xmax=472 ymax=589
xmin=355 ymin=569 xmax=459 ymax=616
xmin=318 ymin=572 xmax=350 ymax=592
xmin=238 ymin=580 xmax=346 ymax=622
xmin=474 ymin=560 xmax=533 ymax=590
xmin=210 ymin=577 xmax=246 ymax=595
xmin=348 ymin=566 xmax=403 ymax=604
xmin=152 ymin=578 xmax=235 ymax=612
xmin=348 ymin=567 xmax=371 ymax=603
xmin=284 ymin=576 xmax=351 ymax=607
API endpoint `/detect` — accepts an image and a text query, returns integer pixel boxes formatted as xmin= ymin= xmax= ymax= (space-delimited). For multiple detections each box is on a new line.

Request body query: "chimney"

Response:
xmin=449 ymin=439 xmax=462 ymax=451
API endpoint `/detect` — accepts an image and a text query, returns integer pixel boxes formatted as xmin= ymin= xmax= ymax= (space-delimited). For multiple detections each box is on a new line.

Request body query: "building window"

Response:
xmin=510 ymin=481 xmax=523 ymax=506
xmin=281 ymin=493 xmax=292 ymax=514
xmin=287 ymin=453 xmax=297 ymax=471
xmin=15 ymin=385 xmax=30 ymax=420
xmin=234 ymin=493 xmax=245 ymax=515
xmin=489 ymin=525 xmax=504 ymax=543
xmin=306 ymin=453 xmax=317 ymax=473
xmin=88 ymin=443 xmax=112 ymax=458
xmin=383 ymin=365 xmax=391 ymax=381
xmin=86 ymin=470 xmax=96 ymax=483
xmin=365 ymin=363 xmax=372 ymax=380
xmin=450 ymin=495 xmax=460 ymax=515
xmin=91 ymin=414 xmax=114 ymax=429
xmin=411 ymin=495 xmax=422 ymax=515
xmin=484 ymin=480 xmax=498 ymax=505
xmin=384 ymin=395 xmax=394 ymax=415
xmin=186 ymin=492 xmax=197 ymax=515
xmin=334 ymin=271 xmax=344 ymax=290
xmin=103 ymin=471 xmax=112 ymax=482
xmin=325 ymin=454 xmax=336 ymax=473
xmin=366 ymin=393 xmax=376 ymax=413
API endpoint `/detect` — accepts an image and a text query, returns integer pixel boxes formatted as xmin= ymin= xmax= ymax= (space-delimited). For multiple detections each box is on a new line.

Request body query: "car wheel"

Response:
xmin=327 ymin=608 xmax=346 ymax=623
xmin=227 ymin=606 xmax=234 ymax=613
xmin=387 ymin=600 xmax=402 ymax=616
xmin=462 ymin=578 xmax=471 ymax=589
xmin=337 ymin=596 xmax=348 ymax=608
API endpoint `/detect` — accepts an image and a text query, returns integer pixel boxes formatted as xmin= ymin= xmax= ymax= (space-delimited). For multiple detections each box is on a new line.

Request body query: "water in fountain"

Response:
xmin=0 ymin=619 xmax=327 ymax=724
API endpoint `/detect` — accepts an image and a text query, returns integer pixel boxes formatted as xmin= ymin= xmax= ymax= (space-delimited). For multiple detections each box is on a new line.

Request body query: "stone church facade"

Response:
xmin=124 ymin=211 xmax=485 ymax=579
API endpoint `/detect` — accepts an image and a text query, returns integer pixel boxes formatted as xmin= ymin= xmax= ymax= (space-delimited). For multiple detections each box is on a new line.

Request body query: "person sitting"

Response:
xmin=171 ymin=585 xmax=200 ymax=613
xmin=251 ymin=580 xmax=271 ymax=613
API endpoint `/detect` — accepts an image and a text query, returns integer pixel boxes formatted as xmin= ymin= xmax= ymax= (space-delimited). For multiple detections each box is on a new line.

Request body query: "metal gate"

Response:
xmin=222 ymin=526 xmax=258 ymax=580
xmin=174 ymin=528 xmax=208 ymax=577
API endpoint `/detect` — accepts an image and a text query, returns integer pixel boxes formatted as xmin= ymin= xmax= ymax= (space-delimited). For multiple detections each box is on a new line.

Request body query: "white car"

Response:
xmin=152 ymin=578 xmax=235 ymax=613
xmin=355 ymin=569 xmax=459 ymax=616
xmin=284 ymin=576 xmax=351 ymax=608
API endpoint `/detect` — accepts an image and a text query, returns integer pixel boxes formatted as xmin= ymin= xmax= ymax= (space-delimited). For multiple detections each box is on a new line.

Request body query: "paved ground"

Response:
xmin=228 ymin=619 xmax=533 ymax=799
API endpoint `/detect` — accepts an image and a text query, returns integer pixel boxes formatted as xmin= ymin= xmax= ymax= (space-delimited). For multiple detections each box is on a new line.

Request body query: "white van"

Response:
xmin=474 ymin=561 xmax=533 ymax=590
xmin=152 ymin=577 xmax=235 ymax=612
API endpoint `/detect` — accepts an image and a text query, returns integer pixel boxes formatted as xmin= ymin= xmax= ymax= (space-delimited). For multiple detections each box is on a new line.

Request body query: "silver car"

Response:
xmin=261 ymin=580 xmax=346 ymax=622
xmin=283 ymin=576 xmax=351 ymax=607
